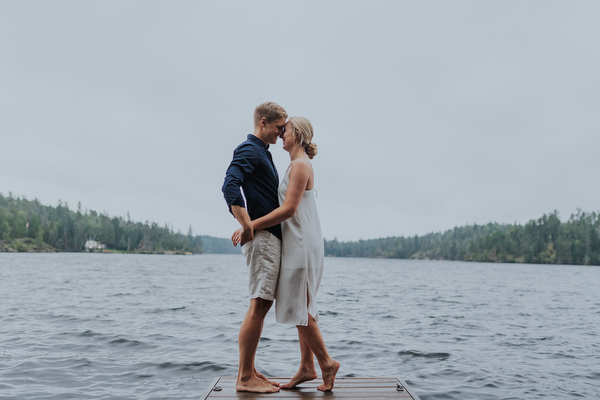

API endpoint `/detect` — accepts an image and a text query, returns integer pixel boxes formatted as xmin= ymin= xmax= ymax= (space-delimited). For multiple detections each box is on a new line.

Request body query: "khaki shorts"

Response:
xmin=241 ymin=230 xmax=281 ymax=301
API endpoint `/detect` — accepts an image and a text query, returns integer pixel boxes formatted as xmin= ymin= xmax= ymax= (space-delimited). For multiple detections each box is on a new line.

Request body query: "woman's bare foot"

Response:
xmin=280 ymin=367 xmax=318 ymax=389
xmin=255 ymin=370 xmax=280 ymax=387
xmin=317 ymin=360 xmax=340 ymax=391
xmin=236 ymin=374 xmax=280 ymax=393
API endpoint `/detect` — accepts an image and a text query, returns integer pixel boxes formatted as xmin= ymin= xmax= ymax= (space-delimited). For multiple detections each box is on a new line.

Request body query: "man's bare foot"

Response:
xmin=280 ymin=367 xmax=318 ymax=389
xmin=317 ymin=360 xmax=340 ymax=391
xmin=236 ymin=374 xmax=280 ymax=393
xmin=255 ymin=370 xmax=279 ymax=387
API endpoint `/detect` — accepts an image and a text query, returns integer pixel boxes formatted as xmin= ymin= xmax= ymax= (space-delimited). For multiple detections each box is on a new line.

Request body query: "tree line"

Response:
xmin=0 ymin=192 xmax=203 ymax=254
xmin=200 ymin=235 xmax=241 ymax=254
xmin=325 ymin=210 xmax=600 ymax=266
xmin=3 ymin=190 xmax=597 ymax=265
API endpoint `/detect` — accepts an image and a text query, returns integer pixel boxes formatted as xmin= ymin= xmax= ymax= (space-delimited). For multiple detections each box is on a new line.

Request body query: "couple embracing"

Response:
xmin=222 ymin=102 xmax=340 ymax=393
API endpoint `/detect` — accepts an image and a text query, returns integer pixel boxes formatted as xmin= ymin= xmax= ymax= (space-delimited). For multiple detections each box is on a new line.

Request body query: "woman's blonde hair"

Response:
xmin=289 ymin=116 xmax=318 ymax=159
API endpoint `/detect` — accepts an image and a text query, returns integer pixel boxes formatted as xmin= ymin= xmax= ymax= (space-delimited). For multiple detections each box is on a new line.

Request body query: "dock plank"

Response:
xmin=200 ymin=377 xmax=420 ymax=400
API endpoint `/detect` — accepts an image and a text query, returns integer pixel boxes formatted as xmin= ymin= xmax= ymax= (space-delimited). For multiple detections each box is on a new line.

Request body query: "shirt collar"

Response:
xmin=247 ymin=134 xmax=269 ymax=149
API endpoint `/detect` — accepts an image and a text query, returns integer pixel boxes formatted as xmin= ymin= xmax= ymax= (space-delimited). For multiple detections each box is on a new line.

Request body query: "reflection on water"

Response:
xmin=1 ymin=253 xmax=599 ymax=399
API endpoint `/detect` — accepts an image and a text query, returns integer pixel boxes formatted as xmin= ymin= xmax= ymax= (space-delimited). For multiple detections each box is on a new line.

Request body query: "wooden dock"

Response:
xmin=200 ymin=377 xmax=421 ymax=400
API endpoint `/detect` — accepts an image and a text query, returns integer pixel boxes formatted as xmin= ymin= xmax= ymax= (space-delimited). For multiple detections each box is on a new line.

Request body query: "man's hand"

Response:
xmin=230 ymin=205 xmax=254 ymax=246
xmin=232 ymin=228 xmax=242 ymax=246
xmin=231 ymin=225 xmax=254 ymax=246
xmin=240 ymin=224 xmax=254 ymax=244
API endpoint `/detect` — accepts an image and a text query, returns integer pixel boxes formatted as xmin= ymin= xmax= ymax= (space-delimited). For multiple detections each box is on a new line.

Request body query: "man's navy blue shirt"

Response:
xmin=222 ymin=134 xmax=282 ymax=240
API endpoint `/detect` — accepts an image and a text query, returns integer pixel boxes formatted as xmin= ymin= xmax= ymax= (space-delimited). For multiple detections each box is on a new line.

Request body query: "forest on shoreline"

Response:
xmin=2 ymin=192 xmax=598 ymax=266
xmin=0 ymin=193 xmax=203 ymax=254
xmin=325 ymin=210 xmax=600 ymax=266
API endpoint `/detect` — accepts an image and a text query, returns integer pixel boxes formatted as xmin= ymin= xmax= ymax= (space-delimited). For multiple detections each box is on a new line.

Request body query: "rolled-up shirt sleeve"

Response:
xmin=222 ymin=143 xmax=257 ymax=215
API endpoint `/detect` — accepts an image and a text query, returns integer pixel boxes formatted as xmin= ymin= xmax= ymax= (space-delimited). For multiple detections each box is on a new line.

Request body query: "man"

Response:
xmin=222 ymin=102 xmax=287 ymax=393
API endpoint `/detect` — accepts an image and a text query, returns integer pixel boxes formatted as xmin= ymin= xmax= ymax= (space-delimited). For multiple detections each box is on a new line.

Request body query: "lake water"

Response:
xmin=1 ymin=253 xmax=599 ymax=400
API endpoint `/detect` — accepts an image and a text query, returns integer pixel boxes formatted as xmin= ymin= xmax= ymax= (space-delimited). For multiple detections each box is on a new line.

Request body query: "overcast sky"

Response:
xmin=1 ymin=1 xmax=599 ymax=241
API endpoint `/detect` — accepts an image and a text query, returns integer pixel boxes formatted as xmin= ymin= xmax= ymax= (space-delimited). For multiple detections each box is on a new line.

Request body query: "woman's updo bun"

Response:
xmin=304 ymin=142 xmax=318 ymax=159
xmin=289 ymin=116 xmax=318 ymax=159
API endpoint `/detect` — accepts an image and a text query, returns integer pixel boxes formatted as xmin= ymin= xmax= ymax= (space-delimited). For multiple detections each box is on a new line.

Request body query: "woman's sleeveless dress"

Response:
xmin=275 ymin=164 xmax=324 ymax=326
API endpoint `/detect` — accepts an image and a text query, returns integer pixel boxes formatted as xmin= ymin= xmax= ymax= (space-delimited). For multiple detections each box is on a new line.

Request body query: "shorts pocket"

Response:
xmin=241 ymin=238 xmax=254 ymax=255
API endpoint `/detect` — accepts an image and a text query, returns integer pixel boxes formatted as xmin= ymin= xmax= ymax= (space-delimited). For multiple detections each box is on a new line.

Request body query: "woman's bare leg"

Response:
xmin=280 ymin=332 xmax=317 ymax=388
xmin=296 ymin=314 xmax=340 ymax=391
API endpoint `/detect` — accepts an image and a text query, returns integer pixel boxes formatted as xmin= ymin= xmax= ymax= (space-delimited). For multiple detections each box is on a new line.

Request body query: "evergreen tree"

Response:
xmin=0 ymin=193 xmax=203 ymax=254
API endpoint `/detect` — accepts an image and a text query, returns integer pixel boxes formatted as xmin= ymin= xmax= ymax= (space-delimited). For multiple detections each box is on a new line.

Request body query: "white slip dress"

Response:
xmin=275 ymin=164 xmax=324 ymax=326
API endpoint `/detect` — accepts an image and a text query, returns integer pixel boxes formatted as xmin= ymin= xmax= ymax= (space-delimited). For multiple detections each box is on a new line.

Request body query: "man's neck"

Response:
xmin=252 ymin=129 xmax=269 ymax=145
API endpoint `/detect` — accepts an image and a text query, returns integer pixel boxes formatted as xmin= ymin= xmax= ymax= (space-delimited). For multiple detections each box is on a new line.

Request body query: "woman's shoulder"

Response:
xmin=289 ymin=158 xmax=312 ymax=173
xmin=291 ymin=157 xmax=312 ymax=167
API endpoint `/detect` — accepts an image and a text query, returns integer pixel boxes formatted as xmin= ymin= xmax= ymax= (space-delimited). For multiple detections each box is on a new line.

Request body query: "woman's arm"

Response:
xmin=253 ymin=160 xmax=311 ymax=230
xmin=231 ymin=160 xmax=311 ymax=245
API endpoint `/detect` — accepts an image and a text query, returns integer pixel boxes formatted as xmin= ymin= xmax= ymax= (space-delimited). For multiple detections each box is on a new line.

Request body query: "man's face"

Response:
xmin=264 ymin=117 xmax=286 ymax=145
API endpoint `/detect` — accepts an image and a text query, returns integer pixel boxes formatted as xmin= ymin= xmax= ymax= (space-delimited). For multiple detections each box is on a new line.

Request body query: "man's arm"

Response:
xmin=231 ymin=205 xmax=254 ymax=244
xmin=222 ymin=143 xmax=258 ymax=245
xmin=222 ymin=143 xmax=257 ymax=214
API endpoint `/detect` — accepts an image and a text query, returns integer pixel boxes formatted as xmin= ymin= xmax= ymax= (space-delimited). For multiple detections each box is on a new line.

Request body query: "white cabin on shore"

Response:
xmin=84 ymin=240 xmax=106 ymax=252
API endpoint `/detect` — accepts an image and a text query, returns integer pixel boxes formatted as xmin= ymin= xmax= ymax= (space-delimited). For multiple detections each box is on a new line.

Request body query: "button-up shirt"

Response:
xmin=222 ymin=134 xmax=282 ymax=240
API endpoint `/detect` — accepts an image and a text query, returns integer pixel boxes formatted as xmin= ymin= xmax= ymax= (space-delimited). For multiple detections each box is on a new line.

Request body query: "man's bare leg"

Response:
xmin=296 ymin=314 xmax=340 ymax=391
xmin=254 ymin=369 xmax=279 ymax=387
xmin=280 ymin=333 xmax=317 ymax=388
xmin=236 ymin=298 xmax=279 ymax=393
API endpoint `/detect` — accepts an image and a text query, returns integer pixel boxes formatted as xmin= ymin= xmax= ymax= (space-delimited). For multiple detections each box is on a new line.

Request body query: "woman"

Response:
xmin=232 ymin=116 xmax=340 ymax=391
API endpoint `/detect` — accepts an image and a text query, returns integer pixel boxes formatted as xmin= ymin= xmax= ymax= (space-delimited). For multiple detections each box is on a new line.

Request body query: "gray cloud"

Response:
xmin=1 ymin=0 xmax=599 ymax=241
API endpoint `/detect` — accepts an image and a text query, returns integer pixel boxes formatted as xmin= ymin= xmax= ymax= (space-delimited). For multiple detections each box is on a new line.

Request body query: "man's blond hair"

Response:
xmin=254 ymin=102 xmax=288 ymax=127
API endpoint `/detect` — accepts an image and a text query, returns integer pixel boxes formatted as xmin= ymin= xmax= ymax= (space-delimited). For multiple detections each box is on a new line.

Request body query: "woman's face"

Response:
xmin=281 ymin=121 xmax=297 ymax=152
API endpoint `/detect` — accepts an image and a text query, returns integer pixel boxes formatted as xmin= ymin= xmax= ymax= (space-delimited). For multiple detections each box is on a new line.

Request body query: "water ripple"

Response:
xmin=1 ymin=254 xmax=599 ymax=399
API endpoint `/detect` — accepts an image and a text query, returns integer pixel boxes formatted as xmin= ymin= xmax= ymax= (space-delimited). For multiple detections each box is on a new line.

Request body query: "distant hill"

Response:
xmin=200 ymin=235 xmax=241 ymax=254
xmin=324 ymin=210 xmax=600 ymax=266
xmin=4 ymin=190 xmax=596 ymax=265
xmin=196 ymin=210 xmax=600 ymax=266
xmin=0 ymin=192 xmax=203 ymax=254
